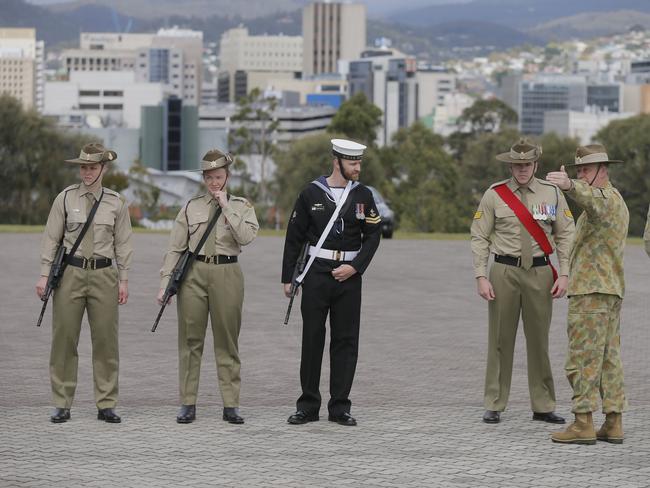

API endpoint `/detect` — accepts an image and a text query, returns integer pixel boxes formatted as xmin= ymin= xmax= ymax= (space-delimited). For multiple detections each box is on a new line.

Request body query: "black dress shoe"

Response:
xmin=482 ymin=410 xmax=500 ymax=423
xmin=328 ymin=412 xmax=357 ymax=426
xmin=223 ymin=407 xmax=244 ymax=424
xmin=533 ymin=411 xmax=566 ymax=424
xmin=50 ymin=408 xmax=70 ymax=423
xmin=287 ymin=410 xmax=319 ymax=424
xmin=176 ymin=404 xmax=196 ymax=424
xmin=97 ymin=408 xmax=121 ymax=423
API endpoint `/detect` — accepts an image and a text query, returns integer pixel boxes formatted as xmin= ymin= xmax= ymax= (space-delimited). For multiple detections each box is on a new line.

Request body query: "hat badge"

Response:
xmin=107 ymin=153 xmax=113 ymax=161
xmin=577 ymin=156 xmax=582 ymax=163
xmin=211 ymin=160 xmax=217 ymax=168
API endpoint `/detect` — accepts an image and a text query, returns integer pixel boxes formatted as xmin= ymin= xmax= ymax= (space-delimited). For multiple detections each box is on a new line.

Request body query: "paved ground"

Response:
xmin=1 ymin=233 xmax=649 ymax=487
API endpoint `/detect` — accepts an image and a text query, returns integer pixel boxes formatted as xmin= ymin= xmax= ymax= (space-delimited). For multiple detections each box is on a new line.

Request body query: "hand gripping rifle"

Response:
xmin=151 ymin=200 xmax=225 ymax=332
xmin=283 ymin=243 xmax=310 ymax=326
xmin=151 ymin=250 xmax=192 ymax=332
xmin=36 ymin=245 xmax=67 ymax=327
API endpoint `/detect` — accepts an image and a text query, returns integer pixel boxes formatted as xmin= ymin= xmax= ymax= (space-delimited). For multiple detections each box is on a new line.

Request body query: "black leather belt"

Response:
xmin=66 ymin=255 xmax=112 ymax=270
xmin=195 ymin=255 xmax=238 ymax=264
xmin=494 ymin=254 xmax=549 ymax=267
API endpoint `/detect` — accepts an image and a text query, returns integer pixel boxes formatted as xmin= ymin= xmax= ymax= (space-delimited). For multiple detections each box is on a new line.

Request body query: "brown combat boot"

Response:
xmin=596 ymin=412 xmax=624 ymax=444
xmin=551 ymin=412 xmax=597 ymax=445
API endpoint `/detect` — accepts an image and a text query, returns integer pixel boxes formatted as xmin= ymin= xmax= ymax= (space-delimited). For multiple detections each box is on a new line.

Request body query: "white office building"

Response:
xmin=43 ymin=71 xmax=165 ymax=129
xmin=0 ymin=28 xmax=45 ymax=111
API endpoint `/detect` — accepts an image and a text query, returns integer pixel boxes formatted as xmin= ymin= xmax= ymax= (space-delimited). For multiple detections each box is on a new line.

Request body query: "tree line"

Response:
xmin=1 ymin=92 xmax=649 ymax=235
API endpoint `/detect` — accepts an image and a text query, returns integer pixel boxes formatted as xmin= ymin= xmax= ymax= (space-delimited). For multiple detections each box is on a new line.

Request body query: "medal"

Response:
xmin=356 ymin=203 xmax=365 ymax=220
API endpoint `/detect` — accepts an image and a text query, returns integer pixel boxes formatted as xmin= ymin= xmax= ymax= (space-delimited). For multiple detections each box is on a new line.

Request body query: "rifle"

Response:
xmin=36 ymin=245 xmax=67 ymax=327
xmin=283 ymin=243 xmax=310 ymax=326
xmin=151 ymin=250 xmax=192 ymax=332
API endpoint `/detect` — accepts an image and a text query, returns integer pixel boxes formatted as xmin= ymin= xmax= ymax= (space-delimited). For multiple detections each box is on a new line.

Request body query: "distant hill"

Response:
xmin=0 ymin=0 xmax=302 ymax=46
xmin=49 ymin=0 xmax=307 ymax=21
xmin=388 ymin=0 xmax=650 ymax=29
xmin=531 ymin=10 xmax=650 ymax=41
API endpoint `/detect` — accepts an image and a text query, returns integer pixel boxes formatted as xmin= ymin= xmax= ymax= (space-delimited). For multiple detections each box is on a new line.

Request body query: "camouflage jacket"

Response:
xmin=565 ymin=180 xmax=628 ymax=298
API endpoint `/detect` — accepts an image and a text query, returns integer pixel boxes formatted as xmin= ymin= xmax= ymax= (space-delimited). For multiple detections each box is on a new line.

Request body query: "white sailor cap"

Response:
xmin=331 ymin=138 xmax=366 ymax=160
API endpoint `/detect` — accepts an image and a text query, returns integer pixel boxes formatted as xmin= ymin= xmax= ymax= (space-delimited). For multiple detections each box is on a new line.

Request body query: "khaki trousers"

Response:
xmin=566 ymin=294 xmax=627 ymax=414
xmin=50 ymin=265 xmax=119 ymax=409
xmin=484 ymin=261 xmax=556 ymax=412
xmin=177 ymin=261 xmax=244 ymax=407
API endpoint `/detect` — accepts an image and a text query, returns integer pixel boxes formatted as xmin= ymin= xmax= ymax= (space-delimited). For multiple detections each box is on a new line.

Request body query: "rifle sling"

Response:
xmin=65 ymin=190 xmax=104 ymax=265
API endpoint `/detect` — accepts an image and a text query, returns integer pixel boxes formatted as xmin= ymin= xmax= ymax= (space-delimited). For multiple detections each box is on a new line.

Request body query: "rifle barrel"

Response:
xmin=151 ymin=302 xmax=167 ymax=332
xmin=283 ymin=295 xmax=295 ymax=326
xmin=36 ymin=296 xmax=49 ymax=327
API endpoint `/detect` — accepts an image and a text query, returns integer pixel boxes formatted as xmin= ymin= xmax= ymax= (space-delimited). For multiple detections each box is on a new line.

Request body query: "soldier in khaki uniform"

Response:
xmin=35 ymin=143 xmax=133 ymax=424
xmin=548 ymin=145 xmax=629 ymax=445
xmin=643 ymin=204 xmax=650 ymax=256
xmin=471 ymin=139 xmax=575 ymax=424
xmin=158 ymin=149 xmax=259 ymax=425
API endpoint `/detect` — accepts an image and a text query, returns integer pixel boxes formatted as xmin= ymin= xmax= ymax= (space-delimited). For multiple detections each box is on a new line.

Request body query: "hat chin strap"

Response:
xmin=588 ymin=164 xmax=602 ymax=187
xmin=512 ymin=161 xmax=536 ymax=187
xmin=84 ymin=162 xmax=105 ymax=189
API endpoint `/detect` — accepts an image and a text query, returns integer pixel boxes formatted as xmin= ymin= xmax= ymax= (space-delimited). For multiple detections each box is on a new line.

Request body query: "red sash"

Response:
xmin=493 ymin=183 xmax=558 ymax=282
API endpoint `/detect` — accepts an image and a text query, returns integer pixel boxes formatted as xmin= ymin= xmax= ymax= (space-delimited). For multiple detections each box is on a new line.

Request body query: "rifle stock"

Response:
xmin=151 ymin=250 xmax=192 ymax=332
xmin=36 ymin=245 xmax=67 ymax=327
xmin=283 ymin=243 xmax=310 ymax=326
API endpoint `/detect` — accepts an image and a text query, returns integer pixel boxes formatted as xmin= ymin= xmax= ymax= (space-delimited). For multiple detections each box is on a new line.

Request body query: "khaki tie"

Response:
xmin=204 ymin=201 xmax=218 ymax=257
xmin=519 ymin=188 xmax=533 ymax=270
xmin=81 ymin=193 xmax=95 ymax=259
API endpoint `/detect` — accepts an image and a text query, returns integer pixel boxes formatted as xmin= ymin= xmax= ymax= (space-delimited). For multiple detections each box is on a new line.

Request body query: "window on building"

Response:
xmin=79 ymin=104 xmax=100 ymax=109
xmin=103 ymin=104 xmax=123 ymax=110
xmin=103 ymin=90 xmax=123 ymax=97
xmin=79 ymin=90 xmax=101 ymax=97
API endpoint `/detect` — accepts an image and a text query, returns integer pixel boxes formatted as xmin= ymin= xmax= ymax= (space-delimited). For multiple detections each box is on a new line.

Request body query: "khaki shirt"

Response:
xmin=160 ymin=193 xmax=259 ymax=288
xmin=471 ymin=177 xmax=575 ymax=278
xmin=643 ymin=203 xmax=650 ymax=256
xmin=40 ymin=184 xmax=133 ymax=280
xmin=566 ymin=180 xmax=628 ymax=298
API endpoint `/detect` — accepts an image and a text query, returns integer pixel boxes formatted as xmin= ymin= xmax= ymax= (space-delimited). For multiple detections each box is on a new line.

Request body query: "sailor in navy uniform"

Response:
xmin=282 ymin=139 xmax=382 ymax=426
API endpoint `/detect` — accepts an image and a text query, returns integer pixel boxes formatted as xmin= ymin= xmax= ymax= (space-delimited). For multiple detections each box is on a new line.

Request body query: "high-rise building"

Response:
xmin=519 ymin=75 xmax=587 ymax=135
xmin=302 ymin=2 xmax=366 ymax=77
xmin=347 ymin=49 xmax=417 ymax=146
xmin=217 ymin=27 xmax=302 ymax=103
xmin=0 ymin=28 xmax=44 ymax=111
xmin=62 ymin=28 xmax=203 ymax=104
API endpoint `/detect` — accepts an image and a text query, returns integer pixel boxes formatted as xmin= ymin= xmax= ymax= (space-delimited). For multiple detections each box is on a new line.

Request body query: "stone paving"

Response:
xmin=1 ymin=233 xmax=649 ymax=487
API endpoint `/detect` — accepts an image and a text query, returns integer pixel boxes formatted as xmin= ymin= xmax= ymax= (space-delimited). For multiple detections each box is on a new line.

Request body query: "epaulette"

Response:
xmin=488 ymin=179 xmax=510 ymax=190
xmin=537 ymin=179 xmax=559 ymax=189
xmin=231 ymin=195 xmax=253 ymax=208
xmin=102 ymin=187 xmax=121 ymax=198
xmin=63 ymin=183 xmax=81 ymax=192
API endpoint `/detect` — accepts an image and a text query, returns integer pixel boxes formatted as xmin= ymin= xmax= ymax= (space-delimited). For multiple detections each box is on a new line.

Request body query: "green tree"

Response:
xmin=327 ymin=92 xmax=383 ymax=146
xmin=595 ymin=114 xmax=650 ymax=235
xmin=128 ymin=159 xmax=160 ymax=218
xmin=457 ymin=129 xmax=521 ymax=214
xmin=228 ymin=87 xmax=279 ymax=204
xmin=0 ymin=94 xmax=93 ymax=224
xmin=380 ymin=122 xmax=463 ymax=232
xmin=457 ymin=98 xmax=518 ymax=134
xmin=273 ymin=132 xmax=385 ymax=225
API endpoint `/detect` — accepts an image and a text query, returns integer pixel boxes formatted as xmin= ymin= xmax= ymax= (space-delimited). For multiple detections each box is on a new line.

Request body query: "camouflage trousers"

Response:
xmin=566 ymin=293 xmax=627 ymax=414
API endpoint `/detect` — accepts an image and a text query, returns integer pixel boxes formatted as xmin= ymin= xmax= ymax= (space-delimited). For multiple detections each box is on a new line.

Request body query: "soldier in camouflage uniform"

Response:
xmin=643 ymin=203 xmax=650 ymax=256
xmin=546 ymin=144 xmax=629 ymax=445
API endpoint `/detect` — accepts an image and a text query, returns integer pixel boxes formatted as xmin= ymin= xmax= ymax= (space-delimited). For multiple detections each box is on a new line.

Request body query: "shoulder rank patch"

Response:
xmin=474 ymin=210 xmax=483 ymax=220
xmin=564 ymin=209 xmax=573 ymax=218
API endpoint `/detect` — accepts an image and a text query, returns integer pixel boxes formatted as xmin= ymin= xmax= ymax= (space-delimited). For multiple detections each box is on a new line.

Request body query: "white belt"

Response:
xmin=309 ymin=246 xmax=359 ymax=262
